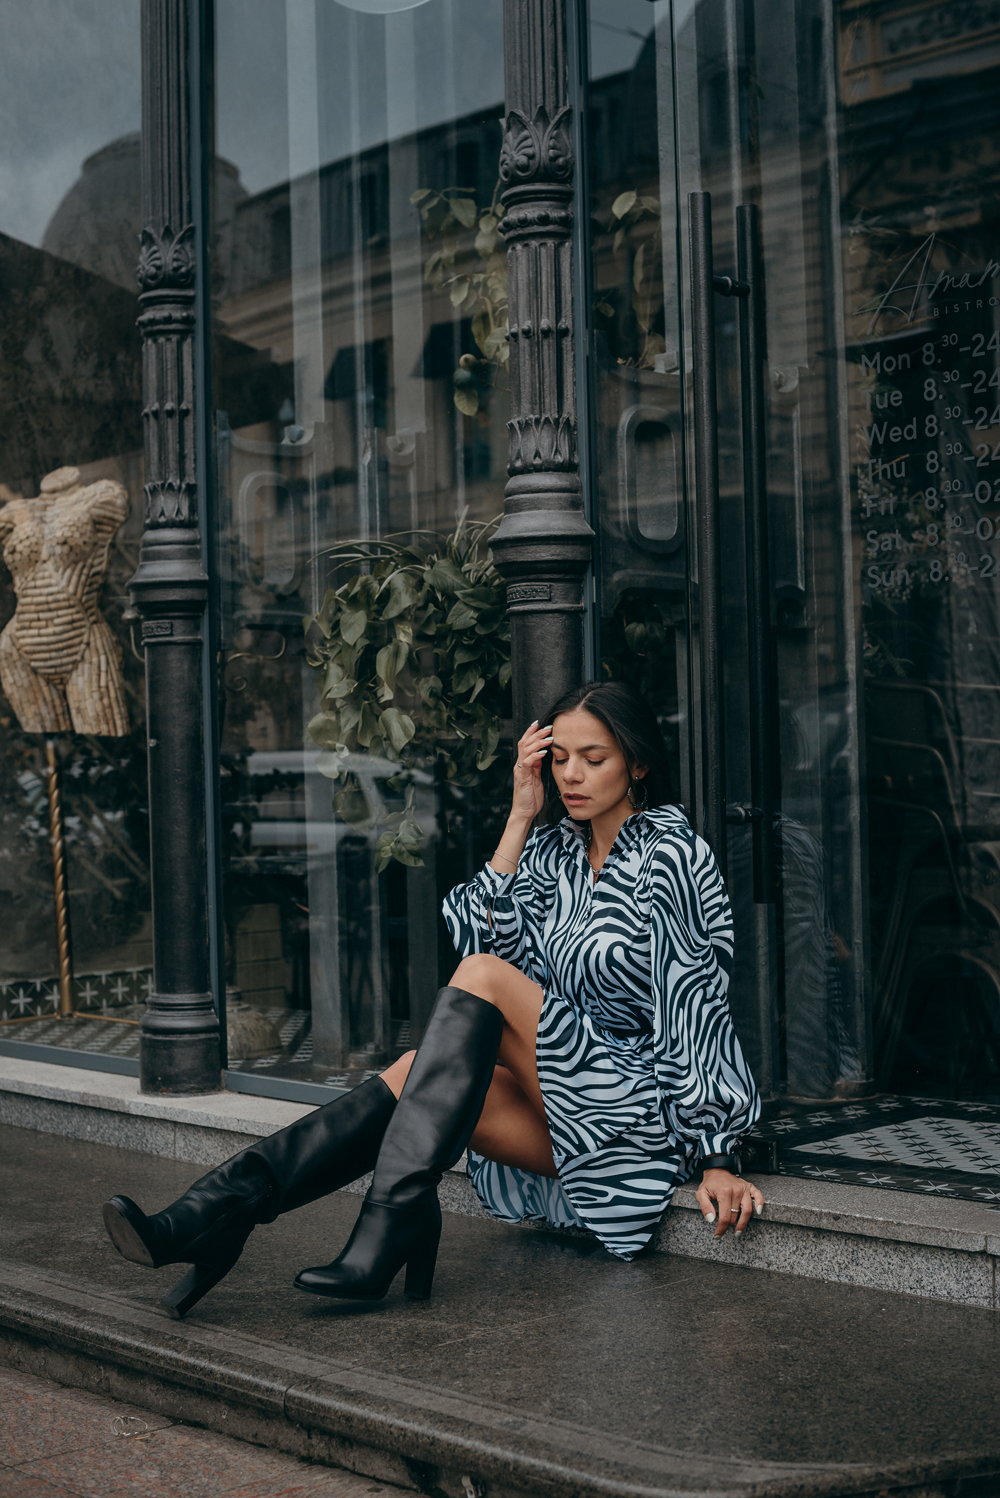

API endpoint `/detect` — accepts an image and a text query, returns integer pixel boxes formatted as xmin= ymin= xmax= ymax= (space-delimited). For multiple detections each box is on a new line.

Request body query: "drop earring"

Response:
xmin=627 ymin=777 xmax=649 ymax=812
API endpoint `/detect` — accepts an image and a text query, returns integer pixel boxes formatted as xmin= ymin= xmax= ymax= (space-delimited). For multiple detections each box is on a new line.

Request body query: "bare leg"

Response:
xmin=381 ymin=955 xmax=557 ymax=1177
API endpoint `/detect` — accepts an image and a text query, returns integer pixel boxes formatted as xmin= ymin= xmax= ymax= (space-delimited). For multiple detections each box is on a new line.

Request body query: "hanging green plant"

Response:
xmin=304 ymin=511 xmax=510 ymax=871
xmin=411 ymin=184 xmax=509 ymax=415
xmin=596 ymin=189 xmax=666 ymax=371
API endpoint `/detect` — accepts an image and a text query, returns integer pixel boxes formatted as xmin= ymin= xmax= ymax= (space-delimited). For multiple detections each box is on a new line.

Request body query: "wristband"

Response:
xmin=700 ymin=1152 xmax=741 ymax=1175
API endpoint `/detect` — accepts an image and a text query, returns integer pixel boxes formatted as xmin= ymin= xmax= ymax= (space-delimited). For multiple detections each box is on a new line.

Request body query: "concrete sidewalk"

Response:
xmin=0 ymin=1363 xmax=403 ymax=1498
xmin=2 ymin=1122 xmax=1000 ymax=1498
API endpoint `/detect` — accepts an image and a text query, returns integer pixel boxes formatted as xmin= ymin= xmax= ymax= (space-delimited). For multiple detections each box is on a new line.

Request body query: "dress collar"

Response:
xmin=558 ymin=803 xmax=690 ymax=854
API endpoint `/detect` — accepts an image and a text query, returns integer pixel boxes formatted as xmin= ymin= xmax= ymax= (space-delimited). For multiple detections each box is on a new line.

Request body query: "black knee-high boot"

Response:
xmin=102 ymin=1075 xmax=396 ymax=1318
xmin=294 ymin=987 xmax=503 ymax=1303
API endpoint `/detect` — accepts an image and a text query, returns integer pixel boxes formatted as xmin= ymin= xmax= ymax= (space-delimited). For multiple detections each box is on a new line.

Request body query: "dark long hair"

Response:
xmin=538 ymin=681 xmax=675 ymax=825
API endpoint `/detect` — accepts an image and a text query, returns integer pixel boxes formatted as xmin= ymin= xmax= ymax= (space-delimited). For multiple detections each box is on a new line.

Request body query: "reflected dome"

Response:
xmin=41 ymin=133 xmax=246 ymax=295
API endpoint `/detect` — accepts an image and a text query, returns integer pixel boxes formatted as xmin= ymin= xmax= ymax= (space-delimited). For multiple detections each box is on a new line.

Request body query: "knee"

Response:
xmin=451 ymin=952 xmax=507 ymax=1005
xmin=381 ymin=1049 xmax=416 ymax=1100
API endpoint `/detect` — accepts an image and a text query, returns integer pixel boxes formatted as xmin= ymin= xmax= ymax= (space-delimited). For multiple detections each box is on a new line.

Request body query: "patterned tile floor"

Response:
xmin=0 ymin=1008 xmax=392 ymax=1093
xmin=755 ymin=1096 xmax=1000 ymax=1205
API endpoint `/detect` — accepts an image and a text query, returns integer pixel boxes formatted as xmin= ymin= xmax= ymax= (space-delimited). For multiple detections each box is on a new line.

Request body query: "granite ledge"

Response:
xmin=3 ymin=1055 xmax=998 ymax=1262
xmin=0 ymin=1055 xmax=314 ymax=1134
xmin=669 ymin=1173 xmax=1000 ymax=1258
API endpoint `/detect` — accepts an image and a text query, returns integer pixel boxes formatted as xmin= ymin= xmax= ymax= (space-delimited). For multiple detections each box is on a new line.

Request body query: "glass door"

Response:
xmin=209 ymin=0 xmax=512 ymax=1090
xmin=583 ymin=0 xmax=1000 ymax=1193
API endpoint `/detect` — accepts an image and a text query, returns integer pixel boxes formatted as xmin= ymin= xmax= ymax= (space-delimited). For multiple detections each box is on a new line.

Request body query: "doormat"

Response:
xmin=753 ymin=1096 xmax=1000 ymax=1206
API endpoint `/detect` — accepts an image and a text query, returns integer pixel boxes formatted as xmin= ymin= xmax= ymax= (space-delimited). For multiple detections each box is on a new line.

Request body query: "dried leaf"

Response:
xmin=357 ymin=701 xmax=378 ymax=747
xmin=379 ymin=707 xmax=416 ymax=755
xmin=306 ymin=712 xmax=342 ymax=750
xmin=383 ymin=570 xmax=418 ymax=619
xmin=475 ymin=225 xmax=498 ymax=257
xmin=451 ymin=197 xmax=477 ymax=227
xmin=340 ymin=608 xmax=367 ymax=646
xmin=471 ymin=311 xmax=491 ymax=357
xmin=375 ymin=640 xmax=409 ymax=694
xmin=334 ymin=782 xmax=370 ymax=824
xmin=315 ymin=748 xmax=349 ymax=780
xmin=633 ymin=242 xmax=646 ymax=293
xmin=446 ymin=601 xmax=478 ymax=631
xmin=483 ymin=325 xmax=508 ymax=360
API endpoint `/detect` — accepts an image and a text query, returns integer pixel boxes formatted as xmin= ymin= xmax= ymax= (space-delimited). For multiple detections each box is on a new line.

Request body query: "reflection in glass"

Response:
xmin=842 ymin=8 xmax=1000 ymax=1099
xmin=0 ymin=2 xmax=150 ymax=1054
xmin=212 ymin=0 xmax=510 ymax=1086
xmin=585 ymin=0 xmax=870 ymax=1103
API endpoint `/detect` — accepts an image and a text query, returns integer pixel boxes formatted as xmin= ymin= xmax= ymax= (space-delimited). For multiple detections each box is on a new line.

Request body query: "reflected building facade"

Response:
xmin=2 ymin=0 xmax=1000 ymax=1207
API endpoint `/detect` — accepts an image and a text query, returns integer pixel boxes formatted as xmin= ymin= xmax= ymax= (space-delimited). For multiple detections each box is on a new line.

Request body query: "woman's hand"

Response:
xmin=510 ymin=720 xmax=552 ymax=824
xmin=696 ymin=1169 xmax=764 ymax=1238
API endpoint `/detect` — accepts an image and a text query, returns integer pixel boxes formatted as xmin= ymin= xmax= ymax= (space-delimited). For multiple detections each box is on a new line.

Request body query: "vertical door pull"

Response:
xmin=736 ymin=204 xmax=778 ymax=903
xmin=688 ymin=191 xmax=727 ymax=877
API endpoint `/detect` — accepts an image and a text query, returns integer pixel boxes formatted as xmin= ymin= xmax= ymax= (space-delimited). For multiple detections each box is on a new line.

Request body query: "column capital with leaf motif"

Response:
xmin=131 ymin=0 xmax=219 ymax=1095
xmin=490 ymin=0 xmax=594 ymax=733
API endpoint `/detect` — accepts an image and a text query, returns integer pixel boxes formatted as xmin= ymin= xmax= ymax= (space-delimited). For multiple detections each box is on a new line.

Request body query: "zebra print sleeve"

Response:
xmin=649 ymin=831 xmax=760 ymax=1160
xmin=441 ymin=826 xmax=558 ymax=982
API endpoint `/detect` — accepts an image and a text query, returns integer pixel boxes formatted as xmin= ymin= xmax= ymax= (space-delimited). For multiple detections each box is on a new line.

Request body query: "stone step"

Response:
xmin=2 ymin=1121 xmax=999 ymax=1498
xmin=1 ymin=1055 xmax=998 ymax=1310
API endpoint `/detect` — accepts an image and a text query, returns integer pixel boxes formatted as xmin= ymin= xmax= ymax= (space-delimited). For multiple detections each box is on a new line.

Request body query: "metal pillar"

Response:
xmin=490 ymin=0 xmax=594 ymax=734
xmin=132 ymin=0 xmax=220 ymax=1093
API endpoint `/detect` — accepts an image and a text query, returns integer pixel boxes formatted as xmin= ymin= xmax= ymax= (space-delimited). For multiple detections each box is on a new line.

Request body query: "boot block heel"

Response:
xmin=160 ymin=1232 xmax=249 ymax=1320
xmin=403 ymin=1237 xmax=439 ymax=1300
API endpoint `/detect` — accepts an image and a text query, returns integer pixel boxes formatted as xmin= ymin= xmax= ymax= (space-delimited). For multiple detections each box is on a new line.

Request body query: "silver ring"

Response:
xmin=729 ymin=1208 xmax=740 ymax=1214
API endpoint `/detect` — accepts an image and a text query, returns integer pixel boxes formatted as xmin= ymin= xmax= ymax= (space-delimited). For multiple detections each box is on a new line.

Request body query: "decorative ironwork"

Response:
xmin=489 ymin=0 xmax=593 ymax=730
xmin=499 ymin=103 xmax=573 ymax=185
xmin=129 ymin=0 xmax=220 ymax=1094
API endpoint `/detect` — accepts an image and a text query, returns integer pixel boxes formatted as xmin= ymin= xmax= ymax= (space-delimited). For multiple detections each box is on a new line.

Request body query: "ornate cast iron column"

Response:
xmin=131 ymin=0 xmax=220 ymax=1093
xmin=490 ymin=0 xmax=594 ymax=732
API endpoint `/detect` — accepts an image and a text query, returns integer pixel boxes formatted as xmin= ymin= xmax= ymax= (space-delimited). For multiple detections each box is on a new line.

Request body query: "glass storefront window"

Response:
xmin=211 ymin=0 xmax=510 ymax=1087
xmin=0 ymin=2 xmax=149 ymax=1061
xmin=583 ymin=0 xmax=1000 ymax=1149
xmin=841 ymin=2 xmax=1000 ymax=1101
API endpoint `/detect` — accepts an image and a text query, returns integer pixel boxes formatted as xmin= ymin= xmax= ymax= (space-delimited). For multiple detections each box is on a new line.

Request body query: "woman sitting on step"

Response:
xmin=102 ymin=680 xmax=764 ymax=1318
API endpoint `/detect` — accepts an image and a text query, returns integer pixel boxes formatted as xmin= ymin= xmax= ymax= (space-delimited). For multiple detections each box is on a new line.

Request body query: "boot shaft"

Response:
xmin=368 ymin=986 xmax=504 ymax=1207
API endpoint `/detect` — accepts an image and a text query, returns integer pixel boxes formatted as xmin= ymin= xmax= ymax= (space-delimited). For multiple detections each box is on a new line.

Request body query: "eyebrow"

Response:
xmin=551 ymin=742 xmax=611 ymax=752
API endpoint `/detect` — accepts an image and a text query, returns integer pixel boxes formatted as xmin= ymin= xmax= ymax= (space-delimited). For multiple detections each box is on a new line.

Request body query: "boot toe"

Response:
xmin=293 ymin=1265 xmax=387 ymax=1300
xmin=102 ymin=1196 xmax=157 ymax=1267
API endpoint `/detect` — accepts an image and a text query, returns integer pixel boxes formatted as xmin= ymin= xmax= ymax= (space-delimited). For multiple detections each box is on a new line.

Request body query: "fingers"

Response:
xmin=516 ymin=721 xmax=552 ymax=775
xmin=713 ymin=1183 xmax=741 ymax=1237
xmin=699 ymin=1172 xmax=763 ymax=1239
xmin=695 ymin=1182 xmax=716 ymax=1225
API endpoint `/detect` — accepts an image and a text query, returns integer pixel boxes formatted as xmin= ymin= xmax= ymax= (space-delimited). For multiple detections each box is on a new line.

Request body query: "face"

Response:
xmin=550 ymin=709 xmax=646 ymax=821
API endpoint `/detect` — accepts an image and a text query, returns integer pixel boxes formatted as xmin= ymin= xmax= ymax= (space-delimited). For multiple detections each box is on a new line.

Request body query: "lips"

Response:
xmin=564 ymin=795 xmax=588 ymax=805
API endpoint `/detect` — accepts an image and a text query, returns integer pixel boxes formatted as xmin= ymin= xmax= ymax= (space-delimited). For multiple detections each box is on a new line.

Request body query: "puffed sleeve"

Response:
xmin=441 ymin=826 xmax=560 ymax=986
xmin=649 ymin=831 xmax=760 ymax=1161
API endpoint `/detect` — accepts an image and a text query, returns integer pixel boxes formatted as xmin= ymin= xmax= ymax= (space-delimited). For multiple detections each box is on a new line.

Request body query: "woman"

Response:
xmin=102 ymin=681 xmax=762 ymax=1317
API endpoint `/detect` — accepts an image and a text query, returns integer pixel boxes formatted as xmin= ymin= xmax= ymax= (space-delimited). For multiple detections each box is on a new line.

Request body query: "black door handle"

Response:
xmin=688 ymin=191 xmax=727 ymax=878
xmin=689 ymin=194 xmax=778 ymax=898
xmin=736 ymin=204 xmax=778 ymax=903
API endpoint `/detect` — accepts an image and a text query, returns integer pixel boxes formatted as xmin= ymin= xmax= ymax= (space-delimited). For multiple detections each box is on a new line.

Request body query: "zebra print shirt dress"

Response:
xmin=442 ymin=803 xmax=760 ymax=1260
